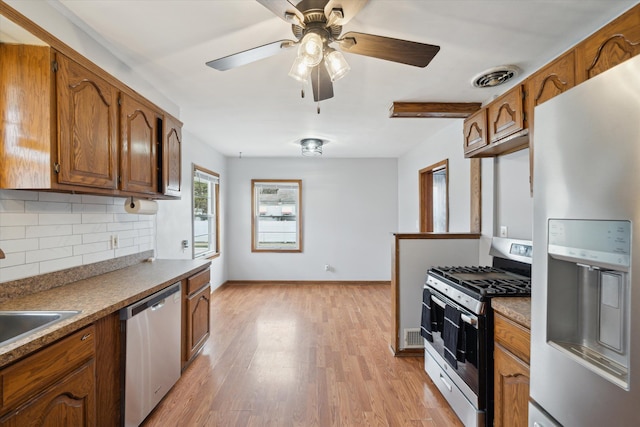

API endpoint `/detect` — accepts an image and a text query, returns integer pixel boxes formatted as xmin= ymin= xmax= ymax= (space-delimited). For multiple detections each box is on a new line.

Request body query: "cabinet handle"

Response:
xmin=81 ymin=333 xmax=92 ymax=341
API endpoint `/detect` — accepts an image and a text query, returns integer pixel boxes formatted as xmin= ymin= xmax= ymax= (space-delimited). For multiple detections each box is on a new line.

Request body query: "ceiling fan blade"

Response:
xmin=311 ymin=63 xmax=334 ymax=102
xmin=339 ymin=32 xmax=440 ymax=68
xmin=206 ymin=40 xmax=295 ymax=71
xmin=324 ymin=0 xmax=369 ymax=26
xmin=256 ymin=0 xmax=305 ymax=25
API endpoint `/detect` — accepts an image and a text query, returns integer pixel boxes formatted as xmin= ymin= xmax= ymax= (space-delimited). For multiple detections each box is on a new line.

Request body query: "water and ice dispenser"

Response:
xmin=546 ymin=219 xmax=631 ymax=389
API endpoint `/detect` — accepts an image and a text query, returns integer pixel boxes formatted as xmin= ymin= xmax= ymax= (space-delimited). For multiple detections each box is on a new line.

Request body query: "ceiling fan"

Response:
xmin=205 ymin=0 xmax=440 ymax=102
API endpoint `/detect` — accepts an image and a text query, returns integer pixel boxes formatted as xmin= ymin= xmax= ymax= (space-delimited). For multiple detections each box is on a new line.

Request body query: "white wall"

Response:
xmin=156 ymin=130 xmax=227 ymax=290
xmin=493 ymin=149 xmax=533 ymax=240
xmin=226 ymin=157 xmax=397 ymax=281
xmin=397 ymin=120 xmax=472 ymax=232
xmin=396 ymin=120 xmax=532 ymax=265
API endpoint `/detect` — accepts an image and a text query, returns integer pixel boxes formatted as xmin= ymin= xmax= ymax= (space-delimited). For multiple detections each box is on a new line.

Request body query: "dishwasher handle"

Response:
xmin=120 ymin=281 xmax=181 ymax=320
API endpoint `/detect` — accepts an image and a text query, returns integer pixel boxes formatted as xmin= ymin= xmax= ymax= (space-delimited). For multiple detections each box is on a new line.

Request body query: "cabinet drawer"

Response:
xmin=494 ymin=313 xmax=530 ymax=364
xmin=0 ymin=325 xmax=95 ymax=412
xmin=187 ymin=268 xmax=210 ymax=295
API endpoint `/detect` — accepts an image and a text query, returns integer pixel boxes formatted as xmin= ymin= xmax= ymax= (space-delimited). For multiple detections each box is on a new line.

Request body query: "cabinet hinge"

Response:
xmin=53 ymin=163 xmax=60 ymax=174
xmin=52 ymin=60 xmax=58 ymax=72
xmin=118 ymin=97 xmax=122 ymax=106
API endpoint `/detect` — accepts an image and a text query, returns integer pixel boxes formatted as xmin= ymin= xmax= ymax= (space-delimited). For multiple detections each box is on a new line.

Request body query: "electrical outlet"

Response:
xmin=111 ymin=235 xmax=119 ymax=249
xmin=499 ymin=226 xmax=508 ymax=237
xmin=181 ymin=240 xmax=189 ymax=249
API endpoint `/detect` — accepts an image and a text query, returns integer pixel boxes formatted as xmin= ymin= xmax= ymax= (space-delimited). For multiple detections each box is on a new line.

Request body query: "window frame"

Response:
xmin=419 ymin=159 xmax=449 ymax=232
xmin=192 ymin=164 xmax=220 ymax=259
xmin=251 ymin=179 xmax=302 ymax=253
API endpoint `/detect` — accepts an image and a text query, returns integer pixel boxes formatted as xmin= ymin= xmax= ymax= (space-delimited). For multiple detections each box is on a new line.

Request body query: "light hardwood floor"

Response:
xmin=143 ymin=283 xmax=462 ymax=426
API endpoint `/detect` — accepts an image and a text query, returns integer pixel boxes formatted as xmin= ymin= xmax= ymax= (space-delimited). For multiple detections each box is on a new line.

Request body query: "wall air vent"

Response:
xmin=471 ymin=65 xmax=520 ymax=88
xmin=404 ymin=328 xmax=423 ymax=349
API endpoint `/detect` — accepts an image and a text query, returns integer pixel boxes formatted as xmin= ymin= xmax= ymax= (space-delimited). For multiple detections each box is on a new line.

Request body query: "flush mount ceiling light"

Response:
xmin=300 ymin=138 xmax=325 ymax=156
xmin=471 ymin=65 xmax=520 ymax=88
xmin=206 ymin=0 xmax=441 ymax=102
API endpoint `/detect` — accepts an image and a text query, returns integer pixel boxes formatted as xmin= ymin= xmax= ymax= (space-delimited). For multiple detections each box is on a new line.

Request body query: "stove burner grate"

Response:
xmin=429 ymin=266 xmax=531 ymax=298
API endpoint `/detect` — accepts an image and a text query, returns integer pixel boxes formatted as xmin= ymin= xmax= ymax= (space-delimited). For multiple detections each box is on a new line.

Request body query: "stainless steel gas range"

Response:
xmin=421 ymin=237 xmax=532 ymax=427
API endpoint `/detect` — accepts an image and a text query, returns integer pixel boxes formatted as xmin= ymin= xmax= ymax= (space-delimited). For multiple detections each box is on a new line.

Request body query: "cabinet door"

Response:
xmin=56 ymin=54 xmax=118 ymax=189
xmin=162 ymin=114 xmax=182 ymax=198
xmin=0 ymin=360 xmax=96 ymax=427
xmin=493 ymin=343 xmax=529 ymax=427
xmin=186 ymin=284 xmax=210 ymax=363
xmin=463 ymin=108 xmax=488 ymax=156
xmin=575 ymin=4 xmax=640 ymax=83
xmin=120 ymin=93 xmax=159 ymax=194
xmin=487 ymin=85 xmax=525 ymax=143
xmin=527 ymin=51 xmax=576 ymax=112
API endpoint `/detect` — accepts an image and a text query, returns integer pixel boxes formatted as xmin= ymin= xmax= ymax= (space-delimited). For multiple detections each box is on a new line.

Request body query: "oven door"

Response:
xmin=423 ymin=286 xmax=485 ymax=403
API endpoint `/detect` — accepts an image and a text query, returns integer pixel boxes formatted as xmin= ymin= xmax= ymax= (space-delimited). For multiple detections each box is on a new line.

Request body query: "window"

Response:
xmin=420 ymin=160 xmax=449 ymax=232
xmin=252 ymin=179 xmax=302 ymax=252
xmin=192 ymin=165 xmax=219 ymax=258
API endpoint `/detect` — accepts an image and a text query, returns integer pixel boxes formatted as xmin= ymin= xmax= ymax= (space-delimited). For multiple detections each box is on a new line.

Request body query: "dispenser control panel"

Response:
xmin=548 ymin=219 xmax=630 ymax=268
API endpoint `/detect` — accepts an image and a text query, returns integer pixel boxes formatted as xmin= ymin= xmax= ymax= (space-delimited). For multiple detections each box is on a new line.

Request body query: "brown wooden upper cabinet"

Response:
xmin=487 ymin=85 xmax=526 ymax=143
xmin=463 ymin=109 xmax=488 ymax=156
xmin=0 ymin=44 xmax=181 ymax=199
xmin=120 ymin=93 xmax=160 ymax=195
xmin=56 ymin=53 xmax=119 ymax=191
xmin=525 ymin=51 xmax=576 ymax=123
xmin=162 ymin=114 xmax=183 ymax=198
xmin=463 ymin=84 xmax=529 ymax=158
xmin=575 ymin=4 xmax=640 ymax=84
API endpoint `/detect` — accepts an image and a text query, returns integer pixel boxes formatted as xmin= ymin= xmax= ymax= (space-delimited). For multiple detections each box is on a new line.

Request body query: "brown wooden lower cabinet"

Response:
xmin=0 ymin=326 xmax=96 ymax=426
xmin=493 ymin=343 xmax=530 ymax=427
xmin=183 ymin=268 xmax=211 ymax=368
xmin=0 ymin=267 xmax=212 ymax=425
xmin=493 ymin=312 xmax=531 ymax=427
xmin=0 ymin=360 xmax=96 ymax=427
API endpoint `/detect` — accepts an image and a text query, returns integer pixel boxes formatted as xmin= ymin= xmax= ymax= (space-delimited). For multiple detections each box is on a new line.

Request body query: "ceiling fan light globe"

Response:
xmin=324 ymin=49 xmax=350 ymax=82
xmin=298 ymin=32 xmax=323 ymax=67
xmin=288 ymin=56 xmax=313 ymax=82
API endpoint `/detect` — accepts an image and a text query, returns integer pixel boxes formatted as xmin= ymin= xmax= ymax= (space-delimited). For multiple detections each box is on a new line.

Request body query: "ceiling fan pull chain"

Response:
xmin=317 ymin=102 xmax=321 ymax=114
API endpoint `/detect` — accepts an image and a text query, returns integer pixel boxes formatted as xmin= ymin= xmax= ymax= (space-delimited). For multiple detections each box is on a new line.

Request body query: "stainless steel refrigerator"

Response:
xmin=530 ymin=54 xmax=640 ymax=426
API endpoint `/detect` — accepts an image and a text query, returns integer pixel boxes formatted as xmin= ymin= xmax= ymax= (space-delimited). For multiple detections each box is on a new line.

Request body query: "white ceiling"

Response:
xmin=20 ymin=1 xmax=640 ymax=158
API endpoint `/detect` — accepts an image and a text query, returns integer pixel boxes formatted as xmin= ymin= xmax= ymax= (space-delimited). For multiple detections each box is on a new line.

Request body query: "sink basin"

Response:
xmin=0 ymin=311 xmax=81 ymax=347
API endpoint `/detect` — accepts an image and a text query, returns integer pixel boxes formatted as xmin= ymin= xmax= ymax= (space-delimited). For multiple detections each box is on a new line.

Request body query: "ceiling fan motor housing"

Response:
xmin=291 ymin=0 xmax=343 ymax=42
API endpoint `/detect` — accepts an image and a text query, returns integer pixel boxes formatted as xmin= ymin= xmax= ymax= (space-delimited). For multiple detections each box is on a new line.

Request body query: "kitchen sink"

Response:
xmin=0 ymin=310 xmax=81 ymax=347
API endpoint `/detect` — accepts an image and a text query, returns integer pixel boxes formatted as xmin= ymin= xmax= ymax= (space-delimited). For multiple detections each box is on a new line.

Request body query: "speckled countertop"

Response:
xmin=0 ymin=258 xmax=210 ymax=368
xmin=492 ymin=297 xmax=531 ymax=329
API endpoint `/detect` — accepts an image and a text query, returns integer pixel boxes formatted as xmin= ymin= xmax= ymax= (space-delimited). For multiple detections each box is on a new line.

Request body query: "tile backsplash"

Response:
xmin=0 ymin=190 xmax=155 ymax=283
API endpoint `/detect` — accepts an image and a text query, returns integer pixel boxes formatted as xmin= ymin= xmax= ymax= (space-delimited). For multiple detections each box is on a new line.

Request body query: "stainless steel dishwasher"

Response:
xmin=121 ymin=281 xmax=182 ymax=427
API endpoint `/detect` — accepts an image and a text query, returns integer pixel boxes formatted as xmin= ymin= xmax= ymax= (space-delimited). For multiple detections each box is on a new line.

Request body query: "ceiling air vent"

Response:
xmin=471 ymin=65 xmax=520 ymax=88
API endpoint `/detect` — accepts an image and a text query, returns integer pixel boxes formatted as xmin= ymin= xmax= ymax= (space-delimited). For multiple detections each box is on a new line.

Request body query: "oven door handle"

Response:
xmin=431 ymin=295 xmax=477 ymax=327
